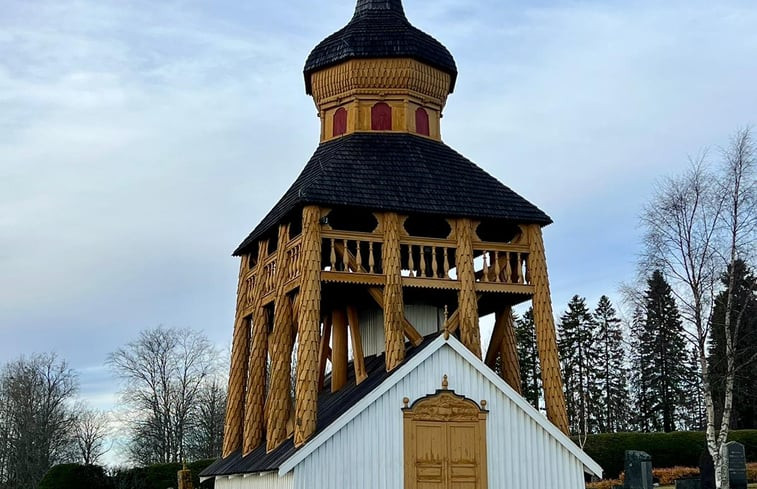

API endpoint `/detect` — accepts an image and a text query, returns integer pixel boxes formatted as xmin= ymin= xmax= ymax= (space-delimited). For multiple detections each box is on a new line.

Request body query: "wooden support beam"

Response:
xmin=382 ymin=212 xmax=406 ymax=370
xmin=497 ymin=307 xmax=522 ymax=394
xmin=455 ymin=218 xmax=482 ymax=358
xmin=317 ymin=314 xmax=332 ymax=391
xmin=484 ymin=313 xmax=505 ymax=369
xmin=346 ymin=306 xmax=368 ymax=384
xmin=294 ymin=206 xmax=323 ymax=447
xmin=367 ymin=287 xmax=423 ymax=347
xmin=265 ymin=224 xmax=295 ymax=453
xmin=525 ymin=224 xmax=569 ymax=435
xmin=331 ymin=309 xmax=348 ymax=393
xmin=240 ymin=240 xmax=270 ymax=455
xmin=333 ymin=239 xmax=423 ymax=347
xmin=444 ymin=293 xmax=483 ymax=335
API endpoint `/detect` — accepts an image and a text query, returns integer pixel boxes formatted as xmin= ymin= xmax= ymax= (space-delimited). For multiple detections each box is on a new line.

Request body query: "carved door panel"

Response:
xmin=447 ymin=423 xmax=478 ymax=489
xmin=415 ymin=422 xmax=445 ymax=488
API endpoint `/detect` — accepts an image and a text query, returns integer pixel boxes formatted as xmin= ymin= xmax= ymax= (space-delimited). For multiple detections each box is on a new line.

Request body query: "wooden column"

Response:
xmin=497 ymin=307 xmax=522 ymax=393
xmin=383 ymin=212 xmax=405 ymax=371
xmin=266 ymin=225 xmax=295 ymax=452
xmin=222 ymin=258 xmax=252 ymax=457
xmin=455 ymin=218 xmax=482 ymax=358
xmin=331 ymin=309 xmax=348 ymax=392
xmin=525 ymin=224 xmax=569 ymax=434
xmin=294 ymin=206 xmax=322 ymax=447
xmin=347 ymin=306 xmax=368 ymax=384
xmin=242 ymin=241 xmax=270 ymax=454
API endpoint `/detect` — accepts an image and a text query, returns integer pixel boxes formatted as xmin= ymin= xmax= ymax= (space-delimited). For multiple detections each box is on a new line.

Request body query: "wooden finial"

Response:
xmin=443 ymin=305 xmax=450 ymax=340
xmin=403 ymin=397 xmax=410 ymax=408
xmin=481 ymin=400 xmax=487 ymax=409
xmin=442 ymin=375 xmax=448 ymax=390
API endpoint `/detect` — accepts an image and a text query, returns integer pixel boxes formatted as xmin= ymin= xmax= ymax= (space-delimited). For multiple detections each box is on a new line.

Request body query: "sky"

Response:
xmin=1 ymin=0 xmax=756 ymax=464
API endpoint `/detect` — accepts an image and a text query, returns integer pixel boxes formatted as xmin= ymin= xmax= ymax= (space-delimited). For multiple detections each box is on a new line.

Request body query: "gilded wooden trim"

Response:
xmin=525 ymin=224 xmax=569 ymax=434
xmin=294 ymin=206 xmax=323 ymax=447
xmin=383 ymin=212 xmax=406 ymax=370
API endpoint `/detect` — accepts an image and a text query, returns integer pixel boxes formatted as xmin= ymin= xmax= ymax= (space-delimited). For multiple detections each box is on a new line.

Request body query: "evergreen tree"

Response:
xmin=593 ymin=296 xmax=629 ymax=432
xmin=680 ymin=345 xmax=705 ymax=430
xmin=629 ymin=306 xmax=656 ymax=432
xmin=709 ymin=259 xmax=757 ymax=429
xmin=515 ymin=308 xmax=541 ymax=409
xmin=643 ymin=270 xmax=688 ymax=432
xmin=558 ymin=296 xmax=599 ymax=435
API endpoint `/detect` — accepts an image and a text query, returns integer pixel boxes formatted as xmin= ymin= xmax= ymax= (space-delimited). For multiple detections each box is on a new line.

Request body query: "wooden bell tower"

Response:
xmin=221 ymin=0 xmax=569 ymax=459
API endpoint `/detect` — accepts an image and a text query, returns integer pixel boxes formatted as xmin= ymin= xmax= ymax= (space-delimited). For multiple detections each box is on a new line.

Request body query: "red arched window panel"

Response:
xmin=333 ymin=108 xmax=347 ymax=137
xmin=371 ymin=103 xmax=392 ymax=131
xmin=415 ymin=108 xmax=430 ymax=136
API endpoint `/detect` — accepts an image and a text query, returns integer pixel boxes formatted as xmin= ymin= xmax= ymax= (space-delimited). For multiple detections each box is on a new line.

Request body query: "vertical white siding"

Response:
xmin=360 ymin=305 xmax=443 ymax=357
xmin=294 ymin=345 xmax=587 ymax=489
xmin=215 ymin=472 xmax=293 ymax=489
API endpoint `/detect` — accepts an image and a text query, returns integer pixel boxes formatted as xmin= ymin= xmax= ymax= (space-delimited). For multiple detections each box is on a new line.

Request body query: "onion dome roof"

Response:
xmin=304 ymin=0 xmax=458 ymax=94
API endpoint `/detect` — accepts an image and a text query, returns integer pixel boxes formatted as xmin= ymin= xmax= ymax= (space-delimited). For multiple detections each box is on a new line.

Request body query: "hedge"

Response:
xmin=39 ymin=464 xmax=112 ymax=489
xmin=111 ymin=459 xmax=216 ymax=489
xmin=577 ymin=430 xmax=757 ymax=479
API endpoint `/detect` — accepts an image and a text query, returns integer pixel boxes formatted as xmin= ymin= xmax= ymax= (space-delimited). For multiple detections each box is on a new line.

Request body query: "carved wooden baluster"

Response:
xmin=330 ymin=238 xmax=336 ymax=270
xmin=355 ymin=240 xmax=363 ymax=271
xmin=432 ymin=246 xmax=439 ymax=278
xmin=482 ymin=252 xmax=489 ymax=282
xmin=504 ymin=252 xmax=512 ymax=284
xmin=343 ymin=239 xmax=349 ymax=272
xmin=443 ymin=248 xmax=450 ymax=278
xmin=525 ymin=254 xmax=531 ymax=284
xmin=368 ymin=241 xmax=375 ymax=274
xmin=419 ymin=246 xmax=427 ymax=277
xmin=517 ymin=253 xmax=524 ymax=284
xmin=493 ymin=252 xmax=500 ymax=283
xmin=408 ymin=245 xmax=415 ymax=277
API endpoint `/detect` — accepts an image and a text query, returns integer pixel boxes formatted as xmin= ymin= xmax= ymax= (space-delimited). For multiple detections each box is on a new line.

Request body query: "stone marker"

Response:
xmin=674 ymin=478 xmax=701 ymax=489
xmin=723 ymin=441 xmax=747 ymax=489
xmin=624 ymin=450 xmax=653 ymax=489
xmin=699 ymin=449 xmax=715 ymax=489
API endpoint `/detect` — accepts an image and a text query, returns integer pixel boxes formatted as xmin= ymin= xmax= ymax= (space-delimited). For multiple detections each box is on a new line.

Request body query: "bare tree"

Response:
xmin=73 ymin=405 xmax=110 ymax=465
xmin=108 ymin=326 xmax=219 ymax=464
xmin=640 ymin=128 xmax=756 ymax=489
xmin=0 ymin=353 xmax=78 ymax=489
xmin=185 ymin=378 xmax=227 ymax=460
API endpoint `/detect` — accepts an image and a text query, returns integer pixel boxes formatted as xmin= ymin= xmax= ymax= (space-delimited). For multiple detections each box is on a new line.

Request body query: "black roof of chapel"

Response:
xmin=234 ymin=133 xmax=551 ymax=256
xmin=304 ymin=0 xmax=458 ymax=94
xmin=200 ymin=335 xmax=438 ymax=477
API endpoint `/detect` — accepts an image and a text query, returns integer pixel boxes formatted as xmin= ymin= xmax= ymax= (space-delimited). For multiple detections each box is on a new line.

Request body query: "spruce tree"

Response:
xmin=558 ymin=296 xmax=599 ymax=435
xmin=629 ymin=306 xmax=656 ymax=431
xmin=515 ymin=308 xmax=541 ymax=409
xmin=709 ymin=259 xmax=757 ymax=429
xmin=593 ymin=296 xmax=629 ymax=432
xmin=644 ymin=270 xmax=688 ymax=432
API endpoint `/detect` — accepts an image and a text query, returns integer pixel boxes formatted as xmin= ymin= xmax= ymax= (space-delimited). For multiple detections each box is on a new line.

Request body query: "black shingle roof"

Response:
xmin=304 ymin=0 xmax=457 ymax=94
xmin=233 ymin=133 xmax=551 ymax=256
xmin=200 ymin=335 xmax=438 ymax=478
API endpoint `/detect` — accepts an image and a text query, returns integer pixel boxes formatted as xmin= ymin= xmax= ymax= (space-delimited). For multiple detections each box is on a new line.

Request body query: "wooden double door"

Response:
xmin=403 ymin=389 xmax=488 ymax=489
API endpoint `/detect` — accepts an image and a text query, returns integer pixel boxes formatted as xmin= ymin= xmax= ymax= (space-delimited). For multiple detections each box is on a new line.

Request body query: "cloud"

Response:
xmin=1 ymin=0 xmax=756 ymax=448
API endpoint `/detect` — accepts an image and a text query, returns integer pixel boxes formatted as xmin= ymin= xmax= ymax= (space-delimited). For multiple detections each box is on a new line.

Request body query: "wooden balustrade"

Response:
xmin=322 ymin=231 xmax=382 ymax=274
xmin=401 ymin=241 xmax=455 ymax=279
xmin=476 ymin=248 xmax=531 ymax=285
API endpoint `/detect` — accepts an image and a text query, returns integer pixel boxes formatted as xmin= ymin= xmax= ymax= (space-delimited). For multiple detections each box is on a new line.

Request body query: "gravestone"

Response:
xmin=724 ymin=441 xmax=747 ymax=489
xmin=624 ymin=450 xmax=653 ymax=489
xmin=699 ymin=449 xmax=715 ymax=489
xmin=675 ymin=478 xmax=701 ymax=489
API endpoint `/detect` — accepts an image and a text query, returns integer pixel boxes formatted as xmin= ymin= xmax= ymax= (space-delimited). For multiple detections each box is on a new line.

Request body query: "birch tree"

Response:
xmin=640 ymin=127 xmax=756 ymax=489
